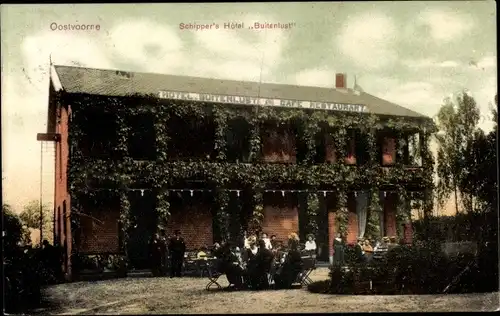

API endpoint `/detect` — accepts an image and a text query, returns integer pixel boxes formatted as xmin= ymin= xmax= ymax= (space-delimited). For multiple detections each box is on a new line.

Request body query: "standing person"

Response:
xmin=261 ymin=232 xmax=272 ymax=250
xmin=149 ymin=233 xmax=163 ymax=277
xmin=40 ymin=240 xmax=58 ymax=283
xmin=168 ymin=230 xmax=186 ymax=278
xmin=274 ymin=235 xmax=303 ymax=289
xmin=332 ymin=233 xmax=345 ymax=267
xmin=304 ymin=234 xmax=317 ymax=257
xmin=242 ymin=236 xmax=259 ymax=289
xmin=243 ymin=231 xmax=250 ymax=249
xmin=373 ymin=236 xmax=390 ymax=261
xmin=270 ymin=235 xmax=278 ymax=250
xmin=159 ymin=229 xmax=169 ymax=276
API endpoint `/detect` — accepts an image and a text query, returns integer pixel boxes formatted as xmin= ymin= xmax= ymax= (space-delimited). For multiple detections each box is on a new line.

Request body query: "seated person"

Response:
xmin=270 ymin=235 xmax=278 ymax=250
xmin=304 ymin=234 xmax=317 ymax=257
xmin=253 ymin=239 xmax=274 ymax=289
xmin=274 ymin=236 xmax=304 ymax=289
xmin=362 ymin=240 xmax=374 ymax=262
xmin=218 ymin=242 xmax=245 ymax=289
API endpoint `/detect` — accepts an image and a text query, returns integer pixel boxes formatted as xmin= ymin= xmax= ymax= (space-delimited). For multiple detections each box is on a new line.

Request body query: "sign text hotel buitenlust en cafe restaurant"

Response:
xmin=158 ymin=90 xmax=368 ymax=113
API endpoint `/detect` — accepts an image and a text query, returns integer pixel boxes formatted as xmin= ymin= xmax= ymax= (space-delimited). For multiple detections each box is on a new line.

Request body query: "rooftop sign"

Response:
xmin=158 ymin=90 xmax=368 ymax=113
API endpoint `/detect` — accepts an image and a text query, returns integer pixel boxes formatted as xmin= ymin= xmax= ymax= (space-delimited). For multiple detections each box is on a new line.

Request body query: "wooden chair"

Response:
xmin=297 ymin=256 xmax=316 ymax=286
xmin=203 ymin=259 xmax=223 ymax=291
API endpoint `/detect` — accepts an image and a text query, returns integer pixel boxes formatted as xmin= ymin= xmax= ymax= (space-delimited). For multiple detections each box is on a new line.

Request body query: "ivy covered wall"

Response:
xmin=66 ymin=93 xmax=436 ymax=253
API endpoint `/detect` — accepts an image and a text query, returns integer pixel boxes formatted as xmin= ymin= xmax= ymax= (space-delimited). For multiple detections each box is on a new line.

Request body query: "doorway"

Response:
xmin=126 ymin=190 xmax=158 ymax=270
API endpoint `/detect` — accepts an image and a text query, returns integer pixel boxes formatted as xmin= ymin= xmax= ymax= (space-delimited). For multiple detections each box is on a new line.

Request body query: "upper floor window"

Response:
xmin=407 ymin=131 xmax=422 ymax=166
xmin=226 ymin=117 xmax=251 ymax=163
xmin=127 ymin=113 xmax=156 ymax=160
xmin=345 ymin=129 xmax=357 ymax=165
xmin=378 ymin=130 xmax=396 ymax=166
xmin=354 ymin=130 xmax=369 ymax=165
xmin=167 ymin=114 xmax=215 ymax=161
xmin=261 ymin=122 xmax=296 ymax=163
xmin=79 ymin=110 xmax=120 ymax=159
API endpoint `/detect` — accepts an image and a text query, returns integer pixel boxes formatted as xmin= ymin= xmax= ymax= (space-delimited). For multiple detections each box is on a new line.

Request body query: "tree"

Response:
xmin=3 ymin=204 xmax=24 ymax=251
xmin=435 ymin=92 xmax=481 ymax=213
xmin=460 ymin=95 xmax=498 ymax=211
xmin=19 ymin=200 xmax=51 ymax=231
xmin=435 ymin=98 xmax=461 ymax=214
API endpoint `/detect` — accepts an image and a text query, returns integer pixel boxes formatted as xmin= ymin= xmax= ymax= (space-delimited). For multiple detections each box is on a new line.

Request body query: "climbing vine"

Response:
xmin=306 ymin=192 xmax=319 ymax=237
xmin=336 ymin=189 xmax=349 ymax=237
xmin=365 ymin=188 xmax=382 ymax=241
xmin=250 ymin=190 xmax=264 ymax=234
xmin=156 ymin=189 xmax=170 ymax=230
xmin=119 ymin=191 xmax=131 ymax=256
xmin=66 ymin=93 xmax=436 ymax=247
xmin=395 ymin=185 xmax=409 ymax=239
xmin=214 ymin=189 xmax=230 ymax=241
xmin=213 ymin=105 xmax=228 ymax=161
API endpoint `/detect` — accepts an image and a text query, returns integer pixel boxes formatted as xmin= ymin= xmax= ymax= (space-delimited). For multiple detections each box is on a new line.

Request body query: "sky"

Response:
xmin=1 ymin=2 xmax=497 ymax=214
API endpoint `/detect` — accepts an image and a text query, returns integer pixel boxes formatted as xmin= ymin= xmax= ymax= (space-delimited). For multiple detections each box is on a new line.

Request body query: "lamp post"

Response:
xmin=40 ymin=141 xmax=44 ymax=245
xmin=40 ymin=141 xmax=43 ymax=246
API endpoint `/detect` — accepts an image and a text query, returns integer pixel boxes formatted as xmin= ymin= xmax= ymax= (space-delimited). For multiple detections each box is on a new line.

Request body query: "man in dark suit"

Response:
xmin=168 ymin=230 xmax=186 ymax=277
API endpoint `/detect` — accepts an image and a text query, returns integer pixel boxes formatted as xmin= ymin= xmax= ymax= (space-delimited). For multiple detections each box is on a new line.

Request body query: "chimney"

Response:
xmin=335 ymin=73 xmax=347 ymax=89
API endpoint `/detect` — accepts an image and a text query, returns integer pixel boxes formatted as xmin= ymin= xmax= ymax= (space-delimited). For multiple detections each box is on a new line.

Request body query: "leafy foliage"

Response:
xmin=435 ymin=92 xmax=484 ymax=213
xmin=66 ymin=93 xmax=435 ymax=253
xmin=3 ymin=204 xmax=24 ymax=251
xmin=322 ymin=241 xmax=497 ymax=294
xmin=19 ymin=200 xmax=52 ymax=230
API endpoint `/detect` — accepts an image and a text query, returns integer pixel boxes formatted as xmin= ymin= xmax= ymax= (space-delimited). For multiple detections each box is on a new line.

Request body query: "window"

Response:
xmin=128 ymin=113 xmax=156 ymax=160
xmin=261 ymin=123 xmax=296 ymax=163
xmin=407 ymin=132 xmax=422 ymax=166
xmin=62 ymin=201 xmax=67 ymax=238
xmin=354 ymin=130 xmax=369 ymax=165
xmin=378 ymin=130 xmax=396 ymax=166
xmin=345 ymin=129 xmax=356 ymax=165
xmin=314 ymin=131 xmax=328 ymax=163
xmin=57 ymin=206 xmax=61 ymax=245
xmin=226 ymin=118 xmax=251 ymax=163
xmin=167 ymin=115 xmax=215 ymax=160
xmin=79 ymin=110 xmax=119 ymax=159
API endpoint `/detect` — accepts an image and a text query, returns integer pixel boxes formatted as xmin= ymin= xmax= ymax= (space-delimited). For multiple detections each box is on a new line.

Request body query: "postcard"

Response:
xmin=1 ymin=2 xmax=498 ymax=314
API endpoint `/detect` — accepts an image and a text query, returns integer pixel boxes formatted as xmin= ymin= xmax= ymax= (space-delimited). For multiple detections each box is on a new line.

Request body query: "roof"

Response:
xmin=52 ymin=65 xmax=427 ymax=119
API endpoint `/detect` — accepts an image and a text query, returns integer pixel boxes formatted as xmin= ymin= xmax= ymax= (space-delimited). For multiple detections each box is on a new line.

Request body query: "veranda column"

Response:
xmin=214 ymin=189 xmax=230 ymax=242
xmin=154 ymin=104 xmax=169 ymax=163
xmin=119 ymin=190 xmax=131 ymax=262
xmin=249 ymin=117 xmax=261 ymax=163
xmin=213 ymin=105 xmax=227 ymax=162
xmin=156 ymin=189 xmax=170 ymax=231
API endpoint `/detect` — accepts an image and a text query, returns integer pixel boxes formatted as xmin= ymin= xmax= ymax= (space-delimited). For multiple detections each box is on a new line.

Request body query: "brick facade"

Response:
xmin=53 ymin=102 xmax=72 ymax=279
xmin=79 ymin=206 xmax=120 ymax=253
xmin=261 ymin=193 xmax=299 ymax=242
xmin=328 ymin=211 xmax=337 ymax=257
xmin=166 ymin=201 xmax=213 ymax=250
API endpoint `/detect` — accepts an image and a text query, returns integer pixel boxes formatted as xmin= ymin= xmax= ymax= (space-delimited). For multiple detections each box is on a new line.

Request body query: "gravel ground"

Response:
xmin=37 ymin=268 xmax=499 ymax=314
